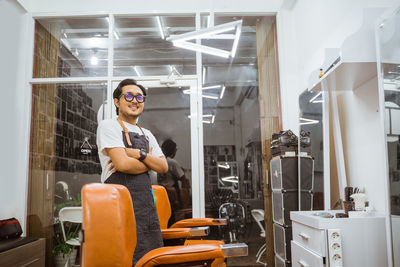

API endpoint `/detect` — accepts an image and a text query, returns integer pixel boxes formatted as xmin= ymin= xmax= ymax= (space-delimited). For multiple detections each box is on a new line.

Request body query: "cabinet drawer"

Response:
xmin=291 ymin=241 xmax=324 ymax=267
xmin=292 ymin=221 xmax=326 ymax=256
xmin=0 ymin=238 xmax=45 ymax=267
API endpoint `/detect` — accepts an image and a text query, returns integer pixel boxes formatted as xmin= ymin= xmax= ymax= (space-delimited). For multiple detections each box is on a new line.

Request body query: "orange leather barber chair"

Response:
xmin=152 ymin=185 xmax=227 ymax=229
xmin=152 ymin=185 xmax=228 ymax=267
xmin=81 ymin=183 xmax=248 ymax=267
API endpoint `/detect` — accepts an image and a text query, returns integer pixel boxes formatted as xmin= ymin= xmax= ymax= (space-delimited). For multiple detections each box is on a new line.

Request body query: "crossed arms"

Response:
xmin=106 ymin=147 xmax=168 ymax=175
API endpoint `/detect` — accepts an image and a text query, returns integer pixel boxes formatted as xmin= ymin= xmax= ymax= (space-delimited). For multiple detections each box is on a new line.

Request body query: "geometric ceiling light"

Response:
xmin=167 ymin=20 xmax=242 ymax=58
xmin=182 ymin=84 xmax=222 ymax=94
xmin=182 ymin=85 xmax=222 ymax=100
xmin=299 ymin=117 xmax=319 ymax=126
xmin=309 ymin=92 xmax=323 ymax=104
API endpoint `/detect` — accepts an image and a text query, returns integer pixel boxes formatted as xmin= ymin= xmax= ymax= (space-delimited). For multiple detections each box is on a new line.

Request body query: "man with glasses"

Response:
xmin=96 ymin=78 xmax=168 ymax=265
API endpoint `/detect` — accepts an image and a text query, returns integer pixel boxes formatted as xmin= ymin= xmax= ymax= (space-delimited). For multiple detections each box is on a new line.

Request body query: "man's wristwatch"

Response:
xmin=138 ymin=149 xmax=147 ymax=161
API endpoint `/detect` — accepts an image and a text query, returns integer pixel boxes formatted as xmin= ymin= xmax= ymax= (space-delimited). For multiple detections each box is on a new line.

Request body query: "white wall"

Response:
xmin=0 ymin=0 xmax=30 ymax=232
xmin=337 ymin=77 xmax=387 ymax=212
xmin=276 ymin=0 xmax=398 ymax=133
xmin=17 ymin=0 xmax=282 ymax=14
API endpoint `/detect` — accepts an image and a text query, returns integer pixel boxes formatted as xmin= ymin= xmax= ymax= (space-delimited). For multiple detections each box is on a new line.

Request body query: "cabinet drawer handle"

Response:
xmin=298 ymin=259 xmax=309 ymax=267
xmin=298 ymin=232 xmax=310 ymax=240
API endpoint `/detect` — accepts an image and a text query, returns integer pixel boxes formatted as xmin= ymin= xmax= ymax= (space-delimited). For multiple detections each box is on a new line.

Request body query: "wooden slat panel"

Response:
xmin=256 ymin=17 xmax=281 ymax=267
xmin=28 ymin=22 xmax=60 ymax=266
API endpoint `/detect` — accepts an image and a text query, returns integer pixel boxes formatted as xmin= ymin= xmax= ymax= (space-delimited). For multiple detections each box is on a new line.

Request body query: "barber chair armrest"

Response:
xmin=170 ymin=218 xmax=227 ymax=228
xmin=161 ymin=227 xmax=209 ymax=240
xmin=184 ymin=239 xmax=225 ymax=246
xmin=220 ymin=243 xmax=248 ymax=257
xmin=136 ymin=244 xmax=225 ymax=267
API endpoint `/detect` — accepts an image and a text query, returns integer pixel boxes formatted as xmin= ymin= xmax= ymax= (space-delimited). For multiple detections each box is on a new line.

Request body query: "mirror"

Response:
xmin=377 ymin=6 xmax=400 ymax=267
xmin=217 ymin=161 xmax=239 ymax=193
xmin=299 ymin=89 xmax=324 ymax=210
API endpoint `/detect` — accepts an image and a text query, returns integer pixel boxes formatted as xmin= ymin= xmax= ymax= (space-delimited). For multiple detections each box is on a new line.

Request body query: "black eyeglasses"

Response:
xmin=120 ymin=93 xmax=146 ymax=103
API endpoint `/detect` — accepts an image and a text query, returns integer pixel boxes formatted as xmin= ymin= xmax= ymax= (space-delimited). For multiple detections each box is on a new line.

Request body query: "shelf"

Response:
xmin=309 ymin=61 xmax=377 ymax=92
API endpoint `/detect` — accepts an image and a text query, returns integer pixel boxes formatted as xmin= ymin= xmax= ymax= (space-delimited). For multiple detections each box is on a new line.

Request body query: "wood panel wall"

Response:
xmin=256 ymin=17 xmax=281 ymax=266
xmin=28 ymin=22 xmax=59 ymax=266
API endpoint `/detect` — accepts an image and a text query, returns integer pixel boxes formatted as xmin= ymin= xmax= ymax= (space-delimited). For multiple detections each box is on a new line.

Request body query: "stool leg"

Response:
xmin=255 ymin=243 xmax=266 ymax=266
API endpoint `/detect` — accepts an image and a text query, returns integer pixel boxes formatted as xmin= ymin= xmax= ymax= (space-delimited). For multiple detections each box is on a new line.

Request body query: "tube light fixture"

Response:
xmin=173 ymin=41 xmax=230 ymax=58
xmin=203 ymin=120 xmax=212 ymax=124
xmin=156 ymin=16 xmax=165 ymax=40
xmin=309 ymin=91 xmax=322 ymax=103
xmin=202 ymin=85 xmax=221 ymax=90
xmin=113 ymin=31 xmax=120 ymax=40
xmin=231 ymin=23 xmax=242 ymax=57
xmin=183 ymin=85 xmax=222 ymax=95
xmin=220 ymin=85 xmax=226 ymax=99
xmin=168 ymin=20 xmax=239 ymax=43
xmin=133 ymin=66 xmax=142 ymax=77
xmin=188 ymin=114 xmax=213 ymax=119
xmin=221 ymin=176 xmax=239 ymax=183
xmin=211 ymin=115 xmax=215 ymax=123
xmin=203 ymin=66 xmax=206 ymax=85
xmin=299 ymin=118 xmax=319 ymax=125
xmin=202 ymin=94 xmax=219 ymax=100
xmin=218 ymin=163 xmax=230 ymax=169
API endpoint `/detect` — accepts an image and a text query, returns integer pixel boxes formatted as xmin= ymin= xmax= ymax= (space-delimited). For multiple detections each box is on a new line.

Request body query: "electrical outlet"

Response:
xmin=328 ymin=229 xmax=343 ymax=267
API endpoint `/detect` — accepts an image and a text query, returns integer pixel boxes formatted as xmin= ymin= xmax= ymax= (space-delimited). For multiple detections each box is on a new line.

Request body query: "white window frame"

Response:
xmin=27 ymin=12 xmax=207 ymax=217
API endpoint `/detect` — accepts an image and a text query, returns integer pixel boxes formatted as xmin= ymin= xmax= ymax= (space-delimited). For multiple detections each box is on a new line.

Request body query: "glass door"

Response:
xmin=111 ymin=78 xmax=203 ymax=218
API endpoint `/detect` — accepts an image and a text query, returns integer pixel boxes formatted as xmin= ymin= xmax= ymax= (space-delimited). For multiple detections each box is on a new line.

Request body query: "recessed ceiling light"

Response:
xmin=89 ymin=37 xmax=101 ymax=47
xmin=90 ymin=56 xmax=99 ymax=65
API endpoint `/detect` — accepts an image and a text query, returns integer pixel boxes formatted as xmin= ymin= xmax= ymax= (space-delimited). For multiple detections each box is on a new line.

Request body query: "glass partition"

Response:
xmin=113 ymin=15 xmax=196 ymax=76
xmin=28 ymin=83 xmax=106 ymax=265
xmin=201 ymin=15 xmax=265 ymax=266
xmin=30 ymin=12 xmax=277 ymax=266
xmin=138 ymin=86 xmax=193 ymax=222
xmin=34 ymin=17 xmax=109 ymax=78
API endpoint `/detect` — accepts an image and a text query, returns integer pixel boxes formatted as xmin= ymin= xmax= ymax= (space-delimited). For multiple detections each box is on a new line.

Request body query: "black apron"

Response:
xmin=105 ymin=126 xmax=163 ymax=266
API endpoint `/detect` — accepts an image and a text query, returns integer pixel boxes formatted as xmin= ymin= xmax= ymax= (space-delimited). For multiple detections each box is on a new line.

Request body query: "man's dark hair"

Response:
xmin=113 ymin=78 xmax=147 ymax=115
xmin=161 ymin=139 xmax=177 ymax=158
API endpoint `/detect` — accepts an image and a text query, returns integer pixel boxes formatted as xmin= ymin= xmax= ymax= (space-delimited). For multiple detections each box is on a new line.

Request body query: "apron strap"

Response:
xmin=117 ymin=118 xmax=149 ymax=147
xmin=117 ymin=117 xmax=133 ymax=147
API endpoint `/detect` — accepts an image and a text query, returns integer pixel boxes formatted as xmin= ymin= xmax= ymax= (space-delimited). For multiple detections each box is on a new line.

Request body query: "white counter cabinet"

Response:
xmin=290 ymin=211 xmax=387 ymax=267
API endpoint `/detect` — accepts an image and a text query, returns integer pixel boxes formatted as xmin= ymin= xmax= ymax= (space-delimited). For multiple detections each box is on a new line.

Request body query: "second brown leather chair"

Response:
xmin=152 ymin=185 xmax=227 ymax=229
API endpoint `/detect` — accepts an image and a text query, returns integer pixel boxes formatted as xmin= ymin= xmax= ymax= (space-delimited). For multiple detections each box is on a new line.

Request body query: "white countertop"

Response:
xmin=290 ymin=210 xmax=386 ymax=229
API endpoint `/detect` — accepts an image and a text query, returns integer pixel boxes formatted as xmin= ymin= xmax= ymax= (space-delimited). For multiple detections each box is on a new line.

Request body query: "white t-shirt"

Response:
xmin=97 ymin=119 xmax=164 ymax=182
